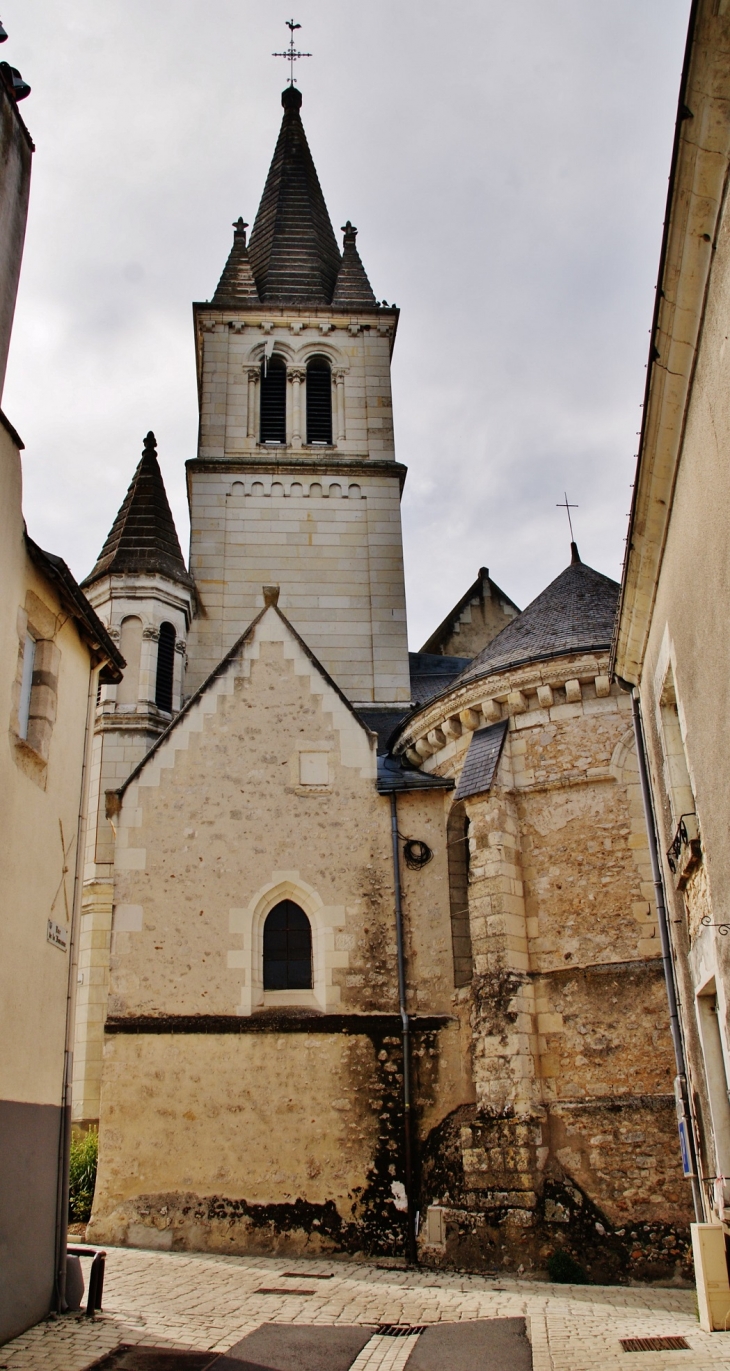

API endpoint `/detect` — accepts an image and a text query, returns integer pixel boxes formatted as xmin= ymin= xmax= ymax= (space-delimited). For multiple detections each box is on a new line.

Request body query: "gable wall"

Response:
xmin=89 ymin=609 xmax=470 ymax=1255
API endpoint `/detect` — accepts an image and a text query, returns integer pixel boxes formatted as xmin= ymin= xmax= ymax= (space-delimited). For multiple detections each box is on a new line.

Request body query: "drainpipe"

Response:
xmin=630 ymin=690 xmax=704 ymax=1221
xmin=389 ymin=791 xmax=417 ymax=1264
xmin=54 ymin=662 xmax=97 ymax=1310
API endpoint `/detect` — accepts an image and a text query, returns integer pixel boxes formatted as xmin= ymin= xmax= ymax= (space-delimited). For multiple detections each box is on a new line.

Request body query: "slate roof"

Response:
xmin=332 ymin=222 xmax=377 ymax=308
xmin=83 ymin=432 xmax=193 ymax=590
xmin=212 ymin=217 xmax=260 ymax=305
xmin=377 ymin=753 xmax=454 ymax=794
xmin=247 ymin=87 xmax=343 ymax=305
xmin=356 ymin=706 xmax=410 ymax=755
xmin=453 ymin=550 xmax=619 ymax=687
xmin=454 ymin=720 xmax=508 ymax=801
xmin=409 ymin=651 xmax=472 ymax=706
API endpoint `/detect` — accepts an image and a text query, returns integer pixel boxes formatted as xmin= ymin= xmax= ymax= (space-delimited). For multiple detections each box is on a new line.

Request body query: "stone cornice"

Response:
xmin=105 ymin=1011 xmax=454 ymax=1036
xmin=187 ymin=456 xmax=407 ymax=491
xmin=393 ymin=649 xmax=611 ymax=760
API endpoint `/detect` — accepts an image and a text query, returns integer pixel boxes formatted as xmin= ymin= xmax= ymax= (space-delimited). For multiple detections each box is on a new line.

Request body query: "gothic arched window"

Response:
xmin=306 ymin=356 xmax=332 ymax=445
xmin=155 ymin=622 xmax=176 ymax=713
xmin=260 ymin=354 xmax=287 ymax=444
xmin=263 ymin=900 xmax=312 ymax=990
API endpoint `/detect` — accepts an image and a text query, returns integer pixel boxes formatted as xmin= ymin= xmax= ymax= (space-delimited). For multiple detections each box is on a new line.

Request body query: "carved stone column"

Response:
xmin=334 ymin=369 xmax=346 ymax=443
xmin=289 ymin=368 xmax=305 ymax=447
xmin=246 ymin=367 xmax=260 ymax=440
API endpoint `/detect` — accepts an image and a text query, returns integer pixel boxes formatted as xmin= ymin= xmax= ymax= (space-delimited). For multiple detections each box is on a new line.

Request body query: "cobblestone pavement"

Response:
xmin=1 ymin=1247 xmax=728 ymax=1371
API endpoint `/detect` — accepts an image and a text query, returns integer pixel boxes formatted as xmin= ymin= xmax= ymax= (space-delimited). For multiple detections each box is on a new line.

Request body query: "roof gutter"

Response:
xmin=612 ymin=0 xmax=730 ymax=683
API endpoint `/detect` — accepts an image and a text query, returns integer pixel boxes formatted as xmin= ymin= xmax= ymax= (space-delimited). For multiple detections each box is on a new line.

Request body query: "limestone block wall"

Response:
xmin=73 ymin=572 xmax=193 ymax=1124
xmin=185 ymin=467 xmax=409 ymax=702
xmin=194 ymin=310 xmax=397 ymax=464
xmin=395 ymin=652 xmax=693 ymax=1278
xmin=89 ymin=606 xmax=471 ymax=1255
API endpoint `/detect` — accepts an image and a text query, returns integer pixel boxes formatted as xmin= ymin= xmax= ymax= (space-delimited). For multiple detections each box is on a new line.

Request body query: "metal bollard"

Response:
xmin=85 ymin=1250 xmax=106 ymax=1317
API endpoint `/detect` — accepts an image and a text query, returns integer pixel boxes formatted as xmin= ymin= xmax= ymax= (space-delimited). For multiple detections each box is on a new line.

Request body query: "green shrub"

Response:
xmin=547 ymin=1249 xmax=589 ymax=1284
xmin=68 ymin=1127 xmax=98 ymax=1224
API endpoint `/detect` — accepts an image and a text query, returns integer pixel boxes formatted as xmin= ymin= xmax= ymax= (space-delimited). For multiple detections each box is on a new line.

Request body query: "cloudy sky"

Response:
xmin=4 ymin=0 xmax=689 ymax=649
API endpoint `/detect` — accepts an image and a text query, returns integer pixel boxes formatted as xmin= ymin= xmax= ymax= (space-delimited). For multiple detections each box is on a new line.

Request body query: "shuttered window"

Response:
xmin=155 ymin=622 xmax=176 ymax=712
xmin=306 ymin=357 xmax=332 ymax=445
xmin=260 ymin=355 xmax=287 ymax=443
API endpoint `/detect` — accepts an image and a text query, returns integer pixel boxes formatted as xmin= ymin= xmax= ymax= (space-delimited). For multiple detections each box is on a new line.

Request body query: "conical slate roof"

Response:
xmin=212 ymin=217 xmax=260 ymax=305
xmin=246 ymin=86 xmax=343 ymax=304
xmin=332 ymin=221 xmax=377 ymax=307
xmin=453 ymin=549 xmax=619 ymax=687
xmin=83 ymin=432 xmax=193 ymax=589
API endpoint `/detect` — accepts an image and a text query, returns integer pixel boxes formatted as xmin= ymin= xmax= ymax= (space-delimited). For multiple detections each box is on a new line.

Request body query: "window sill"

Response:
xmin=262 ymin=990 xmax=319 ymax=1009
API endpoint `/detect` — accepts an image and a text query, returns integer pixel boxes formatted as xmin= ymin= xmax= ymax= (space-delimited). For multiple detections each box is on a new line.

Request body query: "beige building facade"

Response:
xmin=0 ymin=376 xmax=122 ymax=1344
xmin=614 ymin=0 xmax=730 ymax=1279
xmin=0 ymin=40 xmax=122 ymax=1343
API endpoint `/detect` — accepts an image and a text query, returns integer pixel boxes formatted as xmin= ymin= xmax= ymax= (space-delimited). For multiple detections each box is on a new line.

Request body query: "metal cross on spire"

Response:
xmin=273 ymin=19 xmax=311 ymax=86
xmin=556 ymin=492 xmax=579 ymax=542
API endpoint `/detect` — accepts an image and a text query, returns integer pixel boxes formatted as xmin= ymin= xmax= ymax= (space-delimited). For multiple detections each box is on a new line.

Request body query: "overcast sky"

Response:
xmin=3 ymin=0 xmax=689 ymax=649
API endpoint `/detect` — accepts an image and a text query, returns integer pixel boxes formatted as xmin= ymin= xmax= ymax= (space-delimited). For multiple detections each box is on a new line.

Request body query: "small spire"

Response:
xmin=332 ymin=219 xmax=377 ymax=308
xmin=82 ymin=431 xmax=193 ymax=589
xmin=570 ymin=541 xmax=581 ymax=564
xmin=212 ymin=216 xmax=259 ymax=304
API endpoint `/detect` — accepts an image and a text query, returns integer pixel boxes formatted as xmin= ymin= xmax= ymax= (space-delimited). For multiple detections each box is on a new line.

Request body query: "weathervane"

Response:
xmin=556 ymin=492 xmax=578 ymax=542
xmin=273 ymin=19 xmax=311 ymax=87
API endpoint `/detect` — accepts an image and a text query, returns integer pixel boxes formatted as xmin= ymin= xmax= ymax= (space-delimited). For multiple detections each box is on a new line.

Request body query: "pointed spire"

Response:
xmin=246 ymin=87 xmax=342 ymax=304
xmin=332 ymin=221 xmax=377 ymax=308
xmin=212 ymin=218 xmax=260 ymax=305
xmin=570 ymin=541 xmax=581 ymax=564
xmin=82 ymin=432 xmax=193 ymax=589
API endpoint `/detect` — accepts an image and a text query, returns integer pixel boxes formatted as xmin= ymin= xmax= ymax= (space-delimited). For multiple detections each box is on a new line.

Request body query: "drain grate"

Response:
xmin=375 ymin=1325 xmax=427 ymax=1338
xmin=621 ymin=1336 xmax=690 ymax=1352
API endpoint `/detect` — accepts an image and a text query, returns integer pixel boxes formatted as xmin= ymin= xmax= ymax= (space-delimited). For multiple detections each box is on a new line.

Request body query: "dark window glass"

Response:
xmin=263 ymin=900 xmax=312 ymax=990
xmin=260 ymin=355 xmax=287 ymax=443
xmin=306 ymin=357 xmax=332 ymax=445
xmin=155 ymin=622 xmax=176 ymax=712
xmin=447 ymin=801 xmax=473 ymax=988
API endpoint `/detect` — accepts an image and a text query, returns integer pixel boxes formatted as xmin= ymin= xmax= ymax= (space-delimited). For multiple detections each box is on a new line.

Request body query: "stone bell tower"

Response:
xmin=184 ymin=85 xmax=410 ymax=708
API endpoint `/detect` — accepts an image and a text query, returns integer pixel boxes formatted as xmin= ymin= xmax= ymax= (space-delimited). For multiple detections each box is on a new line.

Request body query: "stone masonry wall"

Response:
xmin=397 ymin=653 xmax=693 ymax=1277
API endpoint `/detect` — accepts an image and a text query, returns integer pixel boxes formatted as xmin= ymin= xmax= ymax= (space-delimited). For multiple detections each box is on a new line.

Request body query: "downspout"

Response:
xmin=54 ymin=661 xmax=97 ymax=1310
xmin=630 ymin=690 xmax=704 ymax=1221
xmin=389 ymin=791 xmax=417 ymax=1264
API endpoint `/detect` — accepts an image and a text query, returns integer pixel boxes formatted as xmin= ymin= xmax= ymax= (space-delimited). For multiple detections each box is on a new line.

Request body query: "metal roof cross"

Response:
xmin=273 ymin=19 xmax=311 ymax=87
xmin=556 ymin=492 xmax=578 ymax=542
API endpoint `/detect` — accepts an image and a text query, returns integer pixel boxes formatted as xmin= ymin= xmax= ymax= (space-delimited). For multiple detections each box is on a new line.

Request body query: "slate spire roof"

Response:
xmin=453 ymin=553 xmax=619 ymax=686
xmin=212 ymin=217 xmax=260 ymax=305
xmin=83 ymin=432 xmax=193 ymax=589
xmin=245 ymin=86 xmax=343 ymax=304
xmin=332 ymin=221 xmax=377 ymax=307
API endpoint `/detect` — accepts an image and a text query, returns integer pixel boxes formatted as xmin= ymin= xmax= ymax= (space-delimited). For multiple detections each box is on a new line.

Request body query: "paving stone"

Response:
xmin=1 ymin=1249 xmax=729 ymax=1371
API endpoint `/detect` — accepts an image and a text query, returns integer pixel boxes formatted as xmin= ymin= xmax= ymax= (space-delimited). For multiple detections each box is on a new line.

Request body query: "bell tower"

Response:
xmin=184 ymin=85 xmax=410 ymax=707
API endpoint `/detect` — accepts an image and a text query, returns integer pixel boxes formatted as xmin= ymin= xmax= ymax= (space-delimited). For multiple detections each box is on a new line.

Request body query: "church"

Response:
xmin=76 ymin=82 xmax=692 ymax=1278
